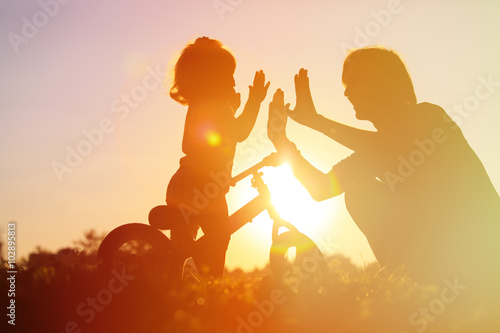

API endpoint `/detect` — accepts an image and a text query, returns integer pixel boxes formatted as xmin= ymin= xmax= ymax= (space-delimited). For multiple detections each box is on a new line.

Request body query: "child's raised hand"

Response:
xmin=248 ymin=70 xmax=270 ymax=103
xmin=228 ymin=91 xmax=241 ymax=112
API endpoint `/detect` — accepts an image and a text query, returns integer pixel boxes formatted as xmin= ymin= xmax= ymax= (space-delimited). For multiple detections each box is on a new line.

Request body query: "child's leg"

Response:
xmin=192 ymin=199 xmax=231 ymax=278
xmin=166 ymin=169 xmax=232 ymax=278
xmin=192 ymin=222 xmax=231 ymax=278
xmin=165 ymin=170 xmax=200 ymax=262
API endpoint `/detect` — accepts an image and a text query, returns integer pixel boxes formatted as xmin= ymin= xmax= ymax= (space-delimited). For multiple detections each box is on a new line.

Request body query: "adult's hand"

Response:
xmin=288 ymin=68 xmax=320 ymax=128
xmin=267 ymin=89 xmax=290 ymax=149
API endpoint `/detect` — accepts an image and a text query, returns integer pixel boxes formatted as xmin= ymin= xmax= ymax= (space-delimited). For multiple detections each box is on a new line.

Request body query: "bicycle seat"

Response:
xmin=148 ymin=205 xmax=184 ymax=230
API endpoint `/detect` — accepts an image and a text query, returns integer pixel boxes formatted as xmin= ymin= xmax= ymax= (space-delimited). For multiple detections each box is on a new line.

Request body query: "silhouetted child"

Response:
xmin=166 ymin=37 xmax=269 ymax=278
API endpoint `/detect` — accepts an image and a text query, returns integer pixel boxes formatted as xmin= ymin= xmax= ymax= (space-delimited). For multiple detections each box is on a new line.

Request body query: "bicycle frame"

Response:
xmin=98 ymin=152 xmax=328 ymax=289
xmin=166 ymin=152 xmax=303 ymax=266
xmin=226 ymin=153 xmax=300 ymax=242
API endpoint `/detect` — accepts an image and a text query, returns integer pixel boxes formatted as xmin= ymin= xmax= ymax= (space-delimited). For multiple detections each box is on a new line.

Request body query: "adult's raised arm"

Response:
xmin=268 ymin=89 xmax=343 ymax=201
xmin=287 ymin=68 xmax=376 ymax=152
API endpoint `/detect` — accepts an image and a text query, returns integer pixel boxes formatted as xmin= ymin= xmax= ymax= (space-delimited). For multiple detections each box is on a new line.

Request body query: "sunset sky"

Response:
xmin=1 ymin=0 xmax=499 ymax=271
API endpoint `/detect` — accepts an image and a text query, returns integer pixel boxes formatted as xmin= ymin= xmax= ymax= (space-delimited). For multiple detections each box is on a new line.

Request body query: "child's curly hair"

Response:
xmin=170 ymin=37 xmax=236 ymax=105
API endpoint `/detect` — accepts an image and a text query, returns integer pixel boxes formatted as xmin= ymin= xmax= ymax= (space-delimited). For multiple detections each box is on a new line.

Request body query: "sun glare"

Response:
xmin=262 ymin=164 xmax=334 ymax=237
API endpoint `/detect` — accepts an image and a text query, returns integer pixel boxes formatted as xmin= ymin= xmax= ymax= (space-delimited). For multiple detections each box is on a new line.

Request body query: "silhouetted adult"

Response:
xmin=267 ymin=46 xmax=500 ymax=318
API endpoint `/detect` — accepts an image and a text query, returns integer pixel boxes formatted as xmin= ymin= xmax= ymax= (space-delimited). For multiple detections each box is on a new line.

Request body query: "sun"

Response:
xmin=226 ymin=162 xmax=340 ymax=270
xmin=261 ymin=164 xmax=334 ymax=237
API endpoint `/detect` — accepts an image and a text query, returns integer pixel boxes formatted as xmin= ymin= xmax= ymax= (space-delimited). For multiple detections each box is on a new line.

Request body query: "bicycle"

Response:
xmin=97 ymin=153 xmax=329 ymax=293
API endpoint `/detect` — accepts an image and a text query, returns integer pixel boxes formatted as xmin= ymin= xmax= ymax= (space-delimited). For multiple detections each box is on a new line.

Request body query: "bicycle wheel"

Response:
xmin=97 ymin=223 xmax=181 ymax=287
xmin=270 ymin=230 xmax=329 ymax=294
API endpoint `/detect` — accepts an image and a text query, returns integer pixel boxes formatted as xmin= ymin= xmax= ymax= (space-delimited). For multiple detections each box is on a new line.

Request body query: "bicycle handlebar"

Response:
xmin=230 ymin=152 xmax=282 ymax=186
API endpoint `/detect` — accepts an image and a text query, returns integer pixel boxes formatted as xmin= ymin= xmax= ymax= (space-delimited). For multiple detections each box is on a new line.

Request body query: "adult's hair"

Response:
xmin=342 ymin=46 xmax=417 ymax=105
xmin=170 ymin=37 xmax=236 ymax=105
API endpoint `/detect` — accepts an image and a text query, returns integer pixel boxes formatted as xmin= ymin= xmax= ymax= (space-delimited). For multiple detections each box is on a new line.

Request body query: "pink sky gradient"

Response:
xmin=1 ymin=0 xmax=499 ymax=270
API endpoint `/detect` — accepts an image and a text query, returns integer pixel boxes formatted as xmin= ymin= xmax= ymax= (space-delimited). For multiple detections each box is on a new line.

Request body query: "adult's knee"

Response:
xmin=344 ymin=180 xmax=387 ymax=231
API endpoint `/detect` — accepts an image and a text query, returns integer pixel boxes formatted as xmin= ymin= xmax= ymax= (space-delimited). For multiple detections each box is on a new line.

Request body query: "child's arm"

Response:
xmin=230 ymin=70 xmax=270 ymax=142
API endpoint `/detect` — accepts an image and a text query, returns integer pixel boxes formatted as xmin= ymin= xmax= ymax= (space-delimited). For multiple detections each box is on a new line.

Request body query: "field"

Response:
xmin=1 ymin=230 xmax=497 ymax=333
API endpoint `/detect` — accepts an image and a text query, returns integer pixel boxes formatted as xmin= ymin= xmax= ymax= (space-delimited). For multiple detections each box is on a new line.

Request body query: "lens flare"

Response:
xmin=206 ymin=130 xmax=221 ymax=146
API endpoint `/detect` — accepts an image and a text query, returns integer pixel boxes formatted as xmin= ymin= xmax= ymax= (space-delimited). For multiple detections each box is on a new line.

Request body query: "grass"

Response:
xmin=2 ymin=241 xmax=496 ymax=333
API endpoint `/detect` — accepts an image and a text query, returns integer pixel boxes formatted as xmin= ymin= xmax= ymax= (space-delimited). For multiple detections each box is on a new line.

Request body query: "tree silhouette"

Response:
xmin=72 ymin=229 xmax=107 ymax=255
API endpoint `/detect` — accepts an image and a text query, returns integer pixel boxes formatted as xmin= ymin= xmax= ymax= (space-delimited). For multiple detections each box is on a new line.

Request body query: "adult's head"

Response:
xmin=342 ymin=46 xmax=416 ymax=125
xmin=170 ymin=37 xmax=236 ymax=105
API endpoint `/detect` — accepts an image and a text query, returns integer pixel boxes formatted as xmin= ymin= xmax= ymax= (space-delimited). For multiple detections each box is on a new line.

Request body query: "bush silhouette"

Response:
xmin=0 ymin=230 xmax=495 ymax=333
